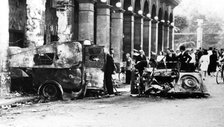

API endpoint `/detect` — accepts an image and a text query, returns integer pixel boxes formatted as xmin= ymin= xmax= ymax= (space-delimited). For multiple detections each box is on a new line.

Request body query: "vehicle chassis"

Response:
xmin=131 ymin=64 xmax=209 ymax=97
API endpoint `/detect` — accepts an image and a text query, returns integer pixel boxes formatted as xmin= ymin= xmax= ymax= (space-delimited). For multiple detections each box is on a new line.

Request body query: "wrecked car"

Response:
xmin=131 ymin=60 xmax=209 ymax=97
xmin=9 ymin=41 xmax=105 ymax=100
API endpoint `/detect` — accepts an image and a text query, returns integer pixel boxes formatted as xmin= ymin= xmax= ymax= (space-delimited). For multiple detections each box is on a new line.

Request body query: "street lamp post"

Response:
xmin=197 ymin=19 xmax=203 ymax=49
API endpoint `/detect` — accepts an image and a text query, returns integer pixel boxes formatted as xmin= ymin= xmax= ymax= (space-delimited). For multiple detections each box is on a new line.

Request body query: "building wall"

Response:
xmin=7 ymin=0 xmax=179 ymax=60
xmin=9 ymin=0 xmax=26 ymax=47
xmin=45 ymin=0 xmax=58 ymax=44
xmin=0 ymin=0 xmax=180 ymax=95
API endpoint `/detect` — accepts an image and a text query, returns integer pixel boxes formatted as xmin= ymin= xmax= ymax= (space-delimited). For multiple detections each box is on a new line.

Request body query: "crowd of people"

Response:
xmin=195 ymin=47 xmax=224 ymax=79
xmin=124 ymin=46 xmax=224 ymax=83
xmin=104 ymin=46 xmax=224 ymax=96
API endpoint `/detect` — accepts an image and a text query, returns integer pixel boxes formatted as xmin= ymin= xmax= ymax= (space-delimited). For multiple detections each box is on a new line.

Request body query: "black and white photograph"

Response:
xmin=0 ymin=0 xmax=224 ymax=126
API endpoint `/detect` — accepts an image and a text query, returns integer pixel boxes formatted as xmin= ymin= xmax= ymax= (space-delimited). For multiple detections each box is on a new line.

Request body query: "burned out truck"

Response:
xmin=9 ymin=41 xmax=105 ymax=99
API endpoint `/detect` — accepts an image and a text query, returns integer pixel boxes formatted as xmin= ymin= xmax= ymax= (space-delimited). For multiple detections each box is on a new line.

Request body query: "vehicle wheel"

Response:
xmin=181 ymin=76 xmax=199 ymax=91
xmin=78 ymin=83 xmax=87 ymax=99
xmin=216 ymin=70 xmax=224 ymax=84
xmin=41 ymin=83 xmax=61 ymax=100
xmin=73 ymin=82 xmax=88 ymax=99
xmin=130 ymin=70 xmax=140 ymax=94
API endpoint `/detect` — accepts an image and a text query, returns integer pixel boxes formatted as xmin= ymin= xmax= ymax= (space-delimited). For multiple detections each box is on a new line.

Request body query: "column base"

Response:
xmin=0 ymin=72 xmax=11 ymax=97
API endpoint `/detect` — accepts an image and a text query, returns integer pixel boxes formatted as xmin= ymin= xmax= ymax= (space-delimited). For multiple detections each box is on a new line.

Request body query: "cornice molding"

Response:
xmin=96 ymin=3 xmax=112 ymax=8
xmin=77 ymin=0 xmax=96 ymax=4
xmin=166 ymin=0 xmax=180 ymax=7
xmin=111 ymin=6 xmax=125 ymax=13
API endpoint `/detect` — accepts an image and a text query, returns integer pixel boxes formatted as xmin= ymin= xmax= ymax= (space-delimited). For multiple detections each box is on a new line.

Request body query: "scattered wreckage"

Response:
xmin=131 ymin=61 xmax=210 ymax=97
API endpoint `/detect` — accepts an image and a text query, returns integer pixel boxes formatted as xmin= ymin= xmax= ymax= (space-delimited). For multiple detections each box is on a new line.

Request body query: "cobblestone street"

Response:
xmin=0 ymin=76 xmax=224 ymax=127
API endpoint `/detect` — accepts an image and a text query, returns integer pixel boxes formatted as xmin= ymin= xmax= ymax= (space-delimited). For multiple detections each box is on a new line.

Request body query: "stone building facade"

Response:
xmin=0 ymin=0 xmax=179 ymax=95
xmin=8 ymin=0 xmax=179 ymax=61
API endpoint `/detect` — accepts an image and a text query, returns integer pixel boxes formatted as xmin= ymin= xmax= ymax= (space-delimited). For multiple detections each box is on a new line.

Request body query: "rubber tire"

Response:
xmin=41 ymin=83 xmax=61 ymax=100
xmin=181 ymin=75 xmax=199 ymax=91
xmin=75 ymin=83 xmax=87 ymax=99
xmin=79 ymin=84 xmax=87 ymax=99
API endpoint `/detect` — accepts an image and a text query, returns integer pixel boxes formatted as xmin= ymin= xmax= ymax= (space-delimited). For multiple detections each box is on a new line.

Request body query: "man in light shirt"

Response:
xmin=208 ymin=47 xmax=213 ymax=56
xmin=189 ymin=49 xmax=196 ymax=71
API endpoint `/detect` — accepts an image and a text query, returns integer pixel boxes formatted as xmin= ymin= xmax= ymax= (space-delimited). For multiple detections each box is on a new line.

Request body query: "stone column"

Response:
xmin=56 ymin=0 xmax=74 ymax=43
xmin=96 ymin=3 xmax=111 ymax=50
xmin=164 ymin=23 xmax=169 ymax=50
xmin=158 ymin=21 xmax=164 ymax=53
xmin=78 ymin=0 xmax=95 ymax=42
xmin=151 ymin=19 xmax=158 ymax=56
xmin=111 ymin=9 xmax=124 ymax=63
xmin=26 ymin=0 xmax=46 ymax=47
xmin=45 ymin=0 xmax=58 ymax=44
xmin=134 ymin=15 xmax=143 ymax=50
xmin=143 ymin=18 xmax=151 ymax=57
xmin=169 ymin=25 xmax=174 ymax=49
xmin=123 ymin=12 xmax=134 ymax=57
xmin=0 ymin=0 xmax=10 ymax=96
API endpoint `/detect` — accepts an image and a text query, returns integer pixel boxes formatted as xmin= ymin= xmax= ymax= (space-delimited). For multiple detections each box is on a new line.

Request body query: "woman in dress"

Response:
xmin=199 ymin=50 xmax=210 ymax=80
xmin=208 ymin=50 xmax=218 ymax=77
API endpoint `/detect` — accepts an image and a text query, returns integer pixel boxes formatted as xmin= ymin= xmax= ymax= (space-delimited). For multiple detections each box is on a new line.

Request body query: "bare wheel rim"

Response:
xmin=42 ymin=84 xmax=58 ymax=98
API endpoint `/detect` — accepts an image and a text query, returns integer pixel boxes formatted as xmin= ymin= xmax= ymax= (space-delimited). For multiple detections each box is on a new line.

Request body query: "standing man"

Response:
xmin=125 ymin=53 xmax=132 ymax=84
xmin=195 ymin=47 xmax=203 ymax=70
xmin=136 ymin=50 xmax=146 ymax=63
xmin=104 ymin=48 xmax=116 ymax=95
xmin=207 ymin=47 xmax=213 ymax=75
xmin=189 ymin=49 xmax=196 ymax=71
xmin=177 ymin=45 xmax=192 ymax=71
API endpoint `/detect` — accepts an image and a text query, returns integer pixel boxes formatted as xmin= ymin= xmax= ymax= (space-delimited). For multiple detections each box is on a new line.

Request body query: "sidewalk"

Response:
xmin=0 ymin=83 xmax=129 ymax=108
xmin=0 ymin=95 xmax=37 ymax=108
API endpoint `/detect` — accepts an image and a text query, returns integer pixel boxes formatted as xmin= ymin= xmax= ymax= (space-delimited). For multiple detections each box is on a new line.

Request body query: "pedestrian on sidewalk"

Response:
xmin=208 ymin=50 xmax=218 ymax=77
xmin=125 ymin=53 xmax=132 ymax=84
xmin=104 ymin=48 xmax=117 ymax=96
xmin=189 ymin=49 xmax=196 ymax=71
xmin=199 ymin=49 xmax=210 ymax=80
xmin=177 ymin=45 xmax=192 ymax=71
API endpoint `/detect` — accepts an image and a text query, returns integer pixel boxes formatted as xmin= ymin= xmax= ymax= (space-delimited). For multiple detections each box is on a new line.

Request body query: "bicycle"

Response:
xmin=216 ymin=63 xmax=224 ymax=84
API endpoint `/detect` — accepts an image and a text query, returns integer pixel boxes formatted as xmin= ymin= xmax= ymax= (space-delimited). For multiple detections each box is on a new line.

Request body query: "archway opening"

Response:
xmin=123 ymin=0 xmax=133 ymax=59
xmin=151 ymin=4 xmax=156 ymax=19
xmin=110 ymin=0 xmax=120 ymax=7
xmin=134 ymin=0 xmax=141 ymax=14
xmin=143 ymin=1 xmax=149 ymax=15
xmin=169 ymin=13 xmax=174 ymax=48
xmin=165 ymin=11 xmax=168 ymax=22
xmin=163 ymin=11 xmax=169 ymax=49
xmin=150 ymin=4 xmax=157 ymax=54
xmin=158 ymin=8 xmax=163 ymax=53
xmin=9 ymin=0 xmax=26 ymax=47
xmin=124 ymin=0 xmax=131 ymax=11
xmin=170 ymin=13 xmax=173 ymax=23
xmin=143 ymin=1 xmax=150 ymax=56
xmin=133 ymin=0 xmax=142 ymax=50
xmin=73 ymin=0 xmax=79 ymax=41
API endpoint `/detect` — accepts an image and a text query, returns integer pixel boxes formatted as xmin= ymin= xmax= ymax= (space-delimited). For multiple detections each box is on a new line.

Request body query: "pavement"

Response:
xmin=0 ymin=83 xmax=129 ymax=108
xmin=0 ymin=95 xmax=37 ymax=108
xmin=0 ymin=74 xmax=211 ymax=109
